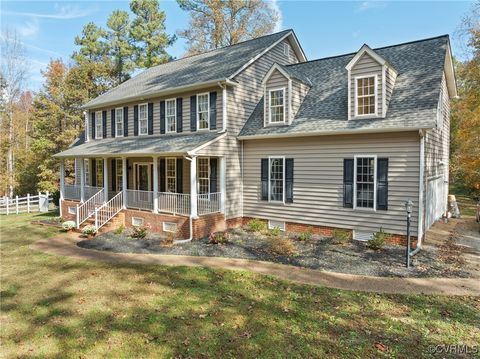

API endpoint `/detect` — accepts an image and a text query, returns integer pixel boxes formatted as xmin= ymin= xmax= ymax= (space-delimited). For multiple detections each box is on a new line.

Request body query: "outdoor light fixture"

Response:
xmin=405 ymin=200 xmax=413 ymax=268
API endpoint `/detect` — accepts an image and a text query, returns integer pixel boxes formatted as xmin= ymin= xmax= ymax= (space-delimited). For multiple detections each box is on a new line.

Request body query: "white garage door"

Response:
xmin=425 ymin=176 xmax=447 ymax=230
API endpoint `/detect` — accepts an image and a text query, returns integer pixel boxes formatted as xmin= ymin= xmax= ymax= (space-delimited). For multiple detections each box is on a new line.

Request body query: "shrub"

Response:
xmin=367 ymin=228 xmax=387 ymax=250
xmin=247 ymin=218 xmax=267 ymax=233
xmin=297 ymin=226 xmax=313 ymax=241
xmin=268 ymin=226 xmax=282 ymax=237
xmin=268 ymin=236 xmax=298 ymax=256
xmin=82 ymin=225 xmax=97 ymax=236
xmin=332 ymin=229 xmax=352 ymax=244
xmin=62 ymin=221 xmax=76 ymax=231
xmin=131 ymin=224 xmax=151 ymax=239
xmin=162 ymin=232 xmax=175 ymax=247
xmin=114 ymin=224 xmax=125 ymax=235
xmin=209 ymin=231 xmax=230 ymax=245
xmin=51 ymin=190 xmax=60 ymax=207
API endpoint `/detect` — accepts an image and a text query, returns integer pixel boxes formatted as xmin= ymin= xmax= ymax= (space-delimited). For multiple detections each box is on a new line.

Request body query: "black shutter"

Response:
xmin=126 ymin=159 xmax=130 ymax=189
xmin=148 ymin=103 xmax=154 ymax=135
xmin=91 ymin=159 xmax=97 ymax=187
xmin=102 ymin=111 xmax=107 ymax=138
xmin=111 ymin=159 xmax=116 ymax=191
xmin=160 ymin=101 xmax=165 ymax=134
xmin=209 ymin=91 xmax=217 ymax=130
xmin=261 ymin=158 xmax=268 ymax=201
xmin=159 ymin=158 xmax=166 ymax=192
xmin=91 ymin=112 xmax=95 ymax=139
xmin=111 ymin=109 xmax=116 ymax=137
xmin=133 ymin=105 xmax=138 ymax=136
xmin=343 ymin=159 xmax=354 ymax=208
xmin=210 ymin=158 xmax=218 ymax=193
xmin=285 ymin=158 xmax=294 ymax=203
xmin=123 ymin=106 xmax=128 ymax=137
xmin=190 ymin=95 xmax=197 ymax=132
xmin=377 ymin=158 xmax=389 ymax=210
xmin=176 ymin=158 xmax=183 ymax=193
xmin=176 ymin=98 xmax=183 ymax=133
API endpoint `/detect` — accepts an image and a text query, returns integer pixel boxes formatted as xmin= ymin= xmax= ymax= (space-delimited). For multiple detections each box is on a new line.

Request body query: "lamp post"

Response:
xmin=405 ymin=200 xmax=413 ymax=268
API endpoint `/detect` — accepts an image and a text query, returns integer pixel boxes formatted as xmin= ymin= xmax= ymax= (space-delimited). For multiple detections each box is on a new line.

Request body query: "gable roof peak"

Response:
xmin=345 ymin=43 xmax=388 ymax=71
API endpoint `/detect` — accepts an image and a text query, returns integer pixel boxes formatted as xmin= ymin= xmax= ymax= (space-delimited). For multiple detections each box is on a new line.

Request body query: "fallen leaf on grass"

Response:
xmin=374 ymin=342 xmax=388 ymax=352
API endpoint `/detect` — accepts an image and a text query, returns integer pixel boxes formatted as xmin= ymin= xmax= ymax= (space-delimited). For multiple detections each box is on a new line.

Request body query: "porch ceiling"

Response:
xmin=54 ymin=132 xmax=223 ymax=158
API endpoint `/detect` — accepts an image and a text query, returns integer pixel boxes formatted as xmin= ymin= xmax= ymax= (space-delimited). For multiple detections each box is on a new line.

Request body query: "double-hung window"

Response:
xmin=355 ymin=76 xmax=376 ymax=116
xmin=116 ymin=159 xmax=123 ymax=191
xmin=166 ymin=158 xmax=176 ymax=193
xmin=95 ymin=111 xmax=102 ymax=139
xmin=166 ymin=99 xmax=176 ymax=133
xmin=269 ymin=157 xmax=284 ymax=202
xmin=84 ymin=159 xmax=90 ymax=185
xmin=197 ymin=93 xmax=209 ymax=130
xmin=269 ymin=88 xmax=285 ymax=124
xmin=198 ymin=158 xmax=209 ymax=194
xmin=115 ymin=108 xmax=124 ymax=137
xmin=139 ymin=103 xmax=148 ymax=135
xmin=354 ymin=156 xmax=376 ymax=209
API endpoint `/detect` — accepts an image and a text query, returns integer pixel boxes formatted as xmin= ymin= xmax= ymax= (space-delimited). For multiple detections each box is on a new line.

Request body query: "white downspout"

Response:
xmin=174 ymin=155 xmax=194 ymax=243
xmin=411 ymin=130 xmax=425 ymax=257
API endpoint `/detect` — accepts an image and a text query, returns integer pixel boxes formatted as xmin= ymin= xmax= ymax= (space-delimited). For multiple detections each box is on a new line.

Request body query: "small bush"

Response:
xmin=247 ymin=218 xmax=267 ymax=233
xmin=131 ymin=224 xmax=151 ymax=239
xmin=209 ymin=231 xmax=230 ymax=245
xmin=82 ymin=225 xmax=97 ymax=236
xmin=332 ymin=229 xmax=352 ymax=244
xmin=62 ymin=220 xmax=76 ymax=231
xmin=367 ymin=228 xmax=387 ymax=250
xmin=268 ymin=226 xmax=282 ymax=237
xmin=268 ymin=236 xmax=298 ymax=256
xmin=114 ymin=224 xmax=125 ymax=235
xmin=162 ymin=232 xmax=175 ymax=247
xmin=297 ymin=227 xmax=313 ymax=241
xmin=51 ymin=191 xmax=60 ymax=207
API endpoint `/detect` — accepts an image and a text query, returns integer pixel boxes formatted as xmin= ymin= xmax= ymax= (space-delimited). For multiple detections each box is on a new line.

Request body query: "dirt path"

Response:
xmin=31 ymin=231 xmax=480 ymax=296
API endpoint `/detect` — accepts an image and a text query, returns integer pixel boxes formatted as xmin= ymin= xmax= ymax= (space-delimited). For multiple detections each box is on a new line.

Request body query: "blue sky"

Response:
xmin=1 ymin=0 xmax=474 ymax=91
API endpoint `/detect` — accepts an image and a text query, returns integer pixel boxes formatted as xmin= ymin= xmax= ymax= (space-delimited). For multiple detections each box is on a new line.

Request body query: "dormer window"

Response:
xmin=355 ymin=75 xmax=377 ymax=116
xmin=269 ymin=88 xmax=285 ymax=124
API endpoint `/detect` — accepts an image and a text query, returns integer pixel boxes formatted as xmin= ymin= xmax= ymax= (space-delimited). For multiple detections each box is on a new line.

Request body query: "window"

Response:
xmin=354 ymin=156 xmax=376 ymax=209
xmin=163 ymin=222 xmax=177 ymax=233
xmin=95 ymin=111 xmax=102 ymax=139
xmin=115 ymin=108 xmax=124 ymax=137
xmin=355 ymin=76 xmax=376 ymax=116
xmin=197 ymin=93 xmax=209 ymax=130
xmin=139 ymin=103 xmax=148 ymax=135
xmin=269 ymin=89 xmax=285 ymax=124
xmin=198 ymin=158 xmax=209 ymax=194
xmin=269 ymin=157 xmax=284 ymax=202
xmin=166 ymin=158 xmax=176 ymax=193
xmin=166 ymin=99 xmax=176 ymax=133
xmin=84 ymin=159 xmax=90 ymax=185
xmin=96 ymin=159 xmax=103 ymax=186
xmin=68 ymin=206 xmax=76 ymax=215
xmin=116 ymin=159 xmax=123 ymax=191
xmin=268 ymin=220 xmax=285 ymax=231
xmin=132 ymin=217 xmax=144 ymax=226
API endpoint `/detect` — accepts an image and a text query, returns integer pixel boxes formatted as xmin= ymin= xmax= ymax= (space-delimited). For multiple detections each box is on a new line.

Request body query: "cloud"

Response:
xmin=356 ymin=1 xmax=387 ymax=12
xmin=3 ymin=4 xmax=96 ymax=20
xmin=271 ymin=0 xmax=283 ymax=32
xmin=17 ymin=19 xmax=40 ymax=38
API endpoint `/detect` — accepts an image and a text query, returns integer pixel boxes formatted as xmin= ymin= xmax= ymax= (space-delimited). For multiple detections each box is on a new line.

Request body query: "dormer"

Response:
xmin=262 ymin=63 xmax=311 ymax=127
xmin=346 ymin=44 xmax=397 ymax=120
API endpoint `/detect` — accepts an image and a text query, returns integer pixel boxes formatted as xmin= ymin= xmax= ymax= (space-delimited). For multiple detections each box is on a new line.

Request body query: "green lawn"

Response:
xmin=1 ymin=213 xmax=479 ymax=358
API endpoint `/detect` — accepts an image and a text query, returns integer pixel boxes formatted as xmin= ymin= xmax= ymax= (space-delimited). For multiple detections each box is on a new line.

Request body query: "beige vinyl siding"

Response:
xmin=350 ymin=52 xmax=383 ymax=118
xmin=385 ymin=66 xmax=397 ymax=110
xmin=242 ymin=132 xmax=420 ymax=237
xmin=291 ymin=80 xmax=310 ymax=119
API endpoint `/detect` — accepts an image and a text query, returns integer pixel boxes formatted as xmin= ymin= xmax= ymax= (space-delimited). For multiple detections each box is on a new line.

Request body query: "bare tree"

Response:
xmin=177 ymin=0 xmax=280 ymax=55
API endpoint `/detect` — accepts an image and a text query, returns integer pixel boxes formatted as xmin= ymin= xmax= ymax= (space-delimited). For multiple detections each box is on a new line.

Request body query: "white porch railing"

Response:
xmin=198 ymin=192 xmax=221 ymax=215
xmin=76 ymin=187 xmax=104 ymax=228
xmin=95 ymin=192 xmax=123 ymax=230
xmin=158 ymin=192 xmax=190 ymax=216
xmin=64 ymin=185 xmax=81 ymax=200
xmin=126 ymin=190 xmax=154 ymax=211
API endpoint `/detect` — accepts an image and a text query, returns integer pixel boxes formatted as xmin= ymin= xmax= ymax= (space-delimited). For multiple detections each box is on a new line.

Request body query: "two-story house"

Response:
xmin=55 ymin=29 xmax=456 ymax=246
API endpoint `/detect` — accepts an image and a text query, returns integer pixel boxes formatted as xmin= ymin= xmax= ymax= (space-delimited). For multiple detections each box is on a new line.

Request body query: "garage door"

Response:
xmin=425 ymin=176 xmax=447 ymax=230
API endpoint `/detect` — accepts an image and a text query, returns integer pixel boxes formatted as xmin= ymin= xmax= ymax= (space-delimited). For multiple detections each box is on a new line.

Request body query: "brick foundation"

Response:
xmin=123 ymin=209 xmax=190 ymax=239
xmin=60 ymin=199 xmax=80 ymax=221
xmin=192 ymin=213 xmax=226 ymax=239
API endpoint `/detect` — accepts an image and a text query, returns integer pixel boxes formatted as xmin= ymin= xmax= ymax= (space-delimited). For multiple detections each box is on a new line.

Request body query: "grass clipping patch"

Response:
xmin=268 ymin=236 xmax=298 ymax=256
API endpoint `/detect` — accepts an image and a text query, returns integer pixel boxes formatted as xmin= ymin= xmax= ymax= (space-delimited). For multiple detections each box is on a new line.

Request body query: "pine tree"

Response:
xmin=107 ymin=10 xmax=135 ymax=84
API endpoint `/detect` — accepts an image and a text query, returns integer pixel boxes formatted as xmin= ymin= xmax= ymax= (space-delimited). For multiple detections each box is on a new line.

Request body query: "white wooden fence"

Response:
xmin=0 ymin=192 xmax=52 ymax=215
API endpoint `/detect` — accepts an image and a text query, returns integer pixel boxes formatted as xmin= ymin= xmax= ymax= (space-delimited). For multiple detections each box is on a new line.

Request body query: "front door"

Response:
xmin=135 ymin=163 xmax=151 ymax=191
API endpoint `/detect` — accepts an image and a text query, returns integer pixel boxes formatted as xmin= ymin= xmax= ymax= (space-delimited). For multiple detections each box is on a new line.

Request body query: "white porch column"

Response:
xmin=220 ymin=156 xmax=226 ymax=214
xmin=152 ymin=156 xmax=159 ymax=213
xmin=190 ymin=155 xmax=198 ymax=218
xmin=79 ymin=158 xmax=85 ymax=202
xmin=59 ymin=158 xmax=65 ymax=217
xmin=103 ymin=157 xmax=108 ymax=202
xmin=122 ymin=157 xmax=127 ymax=209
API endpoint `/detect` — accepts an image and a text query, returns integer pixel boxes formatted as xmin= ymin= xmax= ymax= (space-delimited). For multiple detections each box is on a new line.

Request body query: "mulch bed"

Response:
xmin=77 ymin=228 xmax=475 ymax=278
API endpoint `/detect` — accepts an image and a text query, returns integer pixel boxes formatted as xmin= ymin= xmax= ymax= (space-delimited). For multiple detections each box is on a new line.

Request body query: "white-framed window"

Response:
xmin=163 ymin=222 xmax=177 ymax=233
xmin=95 ymin=111 xmax=102 ymax=139
xmin=115 ymin=108 xmax=124 ymax=137
xmin=139 ymin=103 xmax=148 ymax=135
xmin=198 ymin=157 xmax=209 ymax=194
xmin=268 ymin=220 xmax=285 ymax=231
xmin=355 ymin=75 xmax=377 ymax=116
xmin=166 ymin=99 xmax=176 ymax=133
xmin=84 ymin=159 xmax=90 ymax=185
xmin=116 ymin=159 xmax=123 ymax=191
xmin=268 ymin=156 xmax=285 ymax=202
xmin=197 ymin=93 xmax=209 ymax=130
xmin=132 ymin=217 xmax=144 ymax=226
xmin=68 ymin=206 xmax=76 ymax=215
xmin=354 ymin=155 xmax=377 ymax=210
xmin=96 ymin=159 xmax=103 ymax=186
xmin=166 ymin=157 xmax=176 ymax=193
xmin=268 ymin=88 xmax=285 ymax=124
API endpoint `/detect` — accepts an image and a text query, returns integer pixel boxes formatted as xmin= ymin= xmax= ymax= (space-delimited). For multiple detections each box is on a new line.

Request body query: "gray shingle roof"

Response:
xmin=84 ymin=29 xmax=293 ymax=109
xmin=239 ymin=35 xmax=449 ymax=138
xmin=54 ymin=132 xmax=223 ymax=158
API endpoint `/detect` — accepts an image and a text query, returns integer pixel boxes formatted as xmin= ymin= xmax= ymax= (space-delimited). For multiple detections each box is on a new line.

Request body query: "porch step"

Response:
xmin=76 ymin=210 xmax=125 ymax=235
